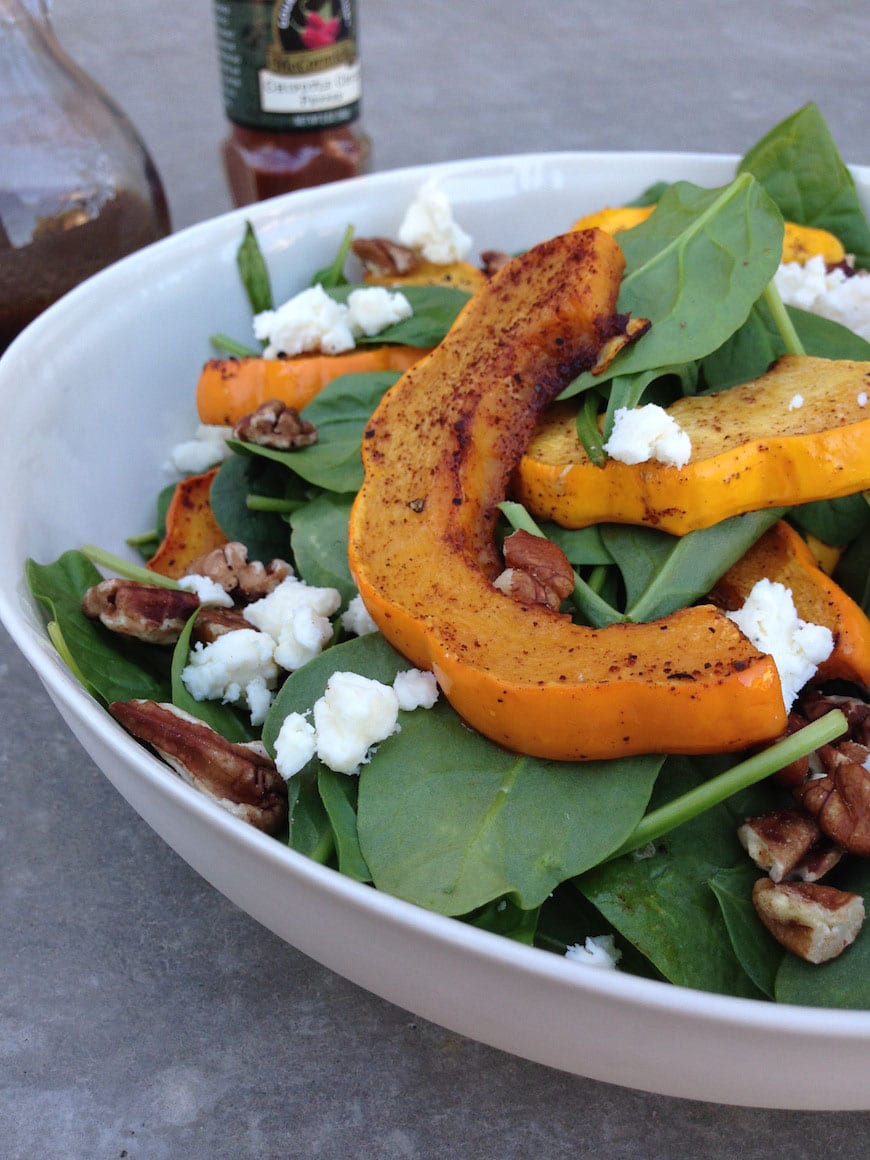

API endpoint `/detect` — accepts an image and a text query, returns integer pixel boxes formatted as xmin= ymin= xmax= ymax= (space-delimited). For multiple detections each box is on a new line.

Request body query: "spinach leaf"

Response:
xmin=236 ymin=221 xmax=273 ymax=314
xmin=210 ymin=452 xmax=296 ymax=563
xmin=561 ymin=175 xmax=784 ymax=398
xmin=542 ymin=523 xmax=614 ymax=567
xmin=602 ymin=508 xmax=785 ymax=622
xmin=289 ymin=492 xmax=356 ymax=604
xmin=311 ymin=224 xmax=353 ymax=289
xmin=738 ymin=102 xmax=870 ymax=267
xmin=318 ymin=769 xmax=371 ymax=882
xmin=709 ymin=863 xmax=783 ymax=999
xmin=462 ymin=897 xmax=540 ymax=945
xmin=701 ymin=300 xmax=870 ymax=392
xmin=774 ymin=858 xmax=870 ymax=1009
xmin=789 ymin=492 xmax=870 ymax=548
xmin=26 ymin=551 xmax=170 ymax=705
xmin=329 ymin=284 xmax=469 ymax=347
xmin=834 ymin=526 xmax=870 ymax=614
xmin=286 ymin=767 xmax=335 ymax=864
xmin=359 ymin=706 xmax=661 ymax=916
xmin=230 ymin=370 xmax=400 ymax=493
xmin=577 ymin=757 xmax=766 ymax=998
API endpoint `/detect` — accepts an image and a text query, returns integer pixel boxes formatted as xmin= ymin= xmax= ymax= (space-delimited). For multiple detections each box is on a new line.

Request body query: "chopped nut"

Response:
xmin=493 ymin=529 xmax=574 ymax=612
xmin=351 ymin=237 xmax=419 ymax=278
xmin=186 ymin=542 xmax=292 ymax=604
xmin=110 ymin=699 xmax=287 ymax=834
xmin=192 ymin=606 xmax=252 ymax=645
xmin=770 ymin=711 xmax=813 ymax=788
xmin=790 ymin=838 xmax=844 ymax=883
xmin=233 ymin=399 xmax=318 ymax=450
xmin=479 ymin=249 xmax=511 ymax=277
xmin=793 ymin=749 xmax=870 ymax=856
xmin=752 ymin=878 xmax=865 ymax=963
xmin=737 ymin=808 xmax=822 ymax=882
xmin=82 ymin=579 xmax=199 ymax=644
xmin=799 ymin=689 xmax=870 ymax=746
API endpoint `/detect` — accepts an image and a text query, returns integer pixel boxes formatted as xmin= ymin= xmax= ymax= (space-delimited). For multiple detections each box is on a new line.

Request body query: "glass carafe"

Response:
xmin=0 ymin=0 xmax=171 ymax=349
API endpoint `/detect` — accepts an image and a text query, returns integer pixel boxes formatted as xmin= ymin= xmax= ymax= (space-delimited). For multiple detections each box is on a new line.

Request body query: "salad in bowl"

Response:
xmin=4 ymin=102 xmax=870 ymax=1107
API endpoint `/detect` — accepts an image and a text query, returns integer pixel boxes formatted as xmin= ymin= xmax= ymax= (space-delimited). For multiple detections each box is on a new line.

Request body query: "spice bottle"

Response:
xmin=0 ymin=0 xmax=171 ymax=350
xmin=212 ymin=0 xmax=371 ymax=206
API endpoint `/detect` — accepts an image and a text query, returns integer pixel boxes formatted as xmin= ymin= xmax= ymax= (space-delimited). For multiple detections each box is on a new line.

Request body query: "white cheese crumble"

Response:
xmin=603 ymin=404 xmax=692 ymax=468
xmin=397 ymin=179 xmax=473 ymax=264
xmin=181 ymin=628 xmax=279 ymax=725
xmin=273 ymin=712 xmax=317 ymax=779
xmin=244 ymin=576 xmax=342 ymax=672
xmin=565 ymin=935 xmax=622 ymax=970
xmin=168 ymin=424 xmax=234 ymax=475
xmin=341 ymin=593 xmax=380 ymax=636
xmin=253 ymin=283 xmax=412 ymax=358
xmin=313 ymin=671 xmax=401 ymax=775
xmin=393 ymin=668 xmax=439 ymax=711
xmin=725 ymin=578 xmax=834 ymax=711
xmin=858 ymin=391 xmax=868 ymax=407
xmin=774 ymin=256 xmax=870 ymax=342
xmin=788 ymin=393 xmax=804 ymax=411
xmin=177 ymin=573 xmax=234 ymax=608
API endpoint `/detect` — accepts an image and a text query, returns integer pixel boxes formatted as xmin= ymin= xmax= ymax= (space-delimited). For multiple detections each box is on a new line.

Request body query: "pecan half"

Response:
xmin=233 ymin=399 xmax=318 ymax=450
xmin=751 ymin=878 xmax=865 ymax=963
xmin=110 ymin=699 xmax=287 ymax=834
xmin=793 ymin=747 xmax=870 ymax=857
xmin=351 ymin=237 xmax=419 ymax=278
xmin=493 ymin=528 xmax=574 ymax=612
xmin=82 ymin=579 xmax=199 ymax=644
xmin=799 ymin=690 xmax=870 ymax=746
xmin=186 ymin=542 xmax=293 ymax=604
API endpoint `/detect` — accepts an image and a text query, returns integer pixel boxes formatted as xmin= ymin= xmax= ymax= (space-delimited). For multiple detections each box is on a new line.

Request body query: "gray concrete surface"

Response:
xmin=3 ymin=1 xmax=869 ymax=1155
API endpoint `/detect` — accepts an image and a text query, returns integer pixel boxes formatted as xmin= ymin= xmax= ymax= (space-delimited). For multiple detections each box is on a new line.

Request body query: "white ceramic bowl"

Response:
xmin=1 ymin=153 xmax=868 ymax=1110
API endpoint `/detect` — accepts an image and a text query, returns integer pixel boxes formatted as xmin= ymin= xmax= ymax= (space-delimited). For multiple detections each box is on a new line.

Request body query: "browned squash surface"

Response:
xmin=348 ymin=230 xmax=785 ymax=761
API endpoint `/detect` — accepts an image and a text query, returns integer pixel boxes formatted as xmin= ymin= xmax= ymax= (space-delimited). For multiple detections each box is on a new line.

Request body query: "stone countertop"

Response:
xmin=3 ymin=1 xmax=869 ymax=1155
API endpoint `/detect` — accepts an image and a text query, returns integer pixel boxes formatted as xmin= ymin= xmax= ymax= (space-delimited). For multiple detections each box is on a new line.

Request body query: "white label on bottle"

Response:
xmin=258 ymin=61 xmax=362 ymax=115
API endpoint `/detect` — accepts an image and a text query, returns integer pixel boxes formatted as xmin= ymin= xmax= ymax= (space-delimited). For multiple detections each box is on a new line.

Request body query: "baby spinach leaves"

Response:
xmin=562 ymin=174 xmax=784 ymax=399
xmin=26 ymin=551 xmax=170 ymax=706
xmin=738 ymin=101 xmax=870 ymax=268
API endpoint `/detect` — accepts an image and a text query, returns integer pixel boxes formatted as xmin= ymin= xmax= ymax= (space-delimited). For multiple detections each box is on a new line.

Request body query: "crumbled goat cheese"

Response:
xmin=244 ymin=576 xmax=341 ymax=671
xmin=177 ymin=573 xmax=235 ymax=608
xmin=858 ymin=391 xmax=868 ymax=407
xmin=788 ymin=393 xmax=804 ymax=411
xmin=726 ymin=578 xmax=834 ymax=711
xmin=253 ymin=283 xmax=411 ymax=358
xmin=393 ymin=668 xmax=440 ymax=711
xmin=341 ymin=593 xmax=380 ymax=636
xmin=397 ymin=179 xmax=473 ymax=264
xmin=565 ymin=935 xmax=622 ymax=970
xmin=169 ymin=424 xmax=233 ymax=474
xmin=346 ymin=286 xmax=413 ymax=336
xmin=774 ymin=256 xmax=870 ymax=342
xmin=181 ymin=628 xmax=279 ymax=725
xmin=313 ymin=671 xmax=400 ymax=774
xmin=603 ymin=404 xmax=692 ymax=468
xmin=273 ymin=712 xmax=317 ymax=779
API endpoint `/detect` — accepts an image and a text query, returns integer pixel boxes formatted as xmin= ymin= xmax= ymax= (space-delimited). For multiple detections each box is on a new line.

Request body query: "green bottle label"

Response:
xmin=213 ymin=1 xmax=362 ymax=131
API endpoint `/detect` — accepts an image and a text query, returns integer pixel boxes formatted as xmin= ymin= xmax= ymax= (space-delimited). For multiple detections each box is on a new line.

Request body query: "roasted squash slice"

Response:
xmin=710 ymin=520 xmax=870 ymax=688
xmin=196 ymin=347 xmax=429 ymax=426
xmin=515 ymin=355 xmax=870 ymax=536
xmin=348 ymin=230 xmax=785 ymax=761
xmin=146 ymin=468 xmax=228 ymax=579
